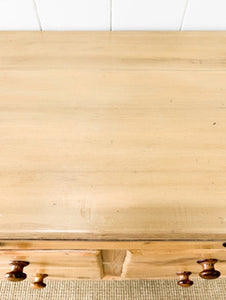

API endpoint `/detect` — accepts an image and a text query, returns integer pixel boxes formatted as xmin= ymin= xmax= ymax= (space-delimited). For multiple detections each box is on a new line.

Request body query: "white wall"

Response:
xmin=0 ymin=0 xmax=226 ymax=30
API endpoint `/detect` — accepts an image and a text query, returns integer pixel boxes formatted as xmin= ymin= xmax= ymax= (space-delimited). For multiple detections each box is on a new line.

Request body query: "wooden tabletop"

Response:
xmin=1 ymin=32 xmax=226 ymax=240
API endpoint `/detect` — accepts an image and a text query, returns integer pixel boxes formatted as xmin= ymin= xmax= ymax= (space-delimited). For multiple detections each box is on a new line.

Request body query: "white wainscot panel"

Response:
xmin=0 ymin=0 xmax=40 ymax=30
xmin=112 ymin=0 xmax=187 ymax=30
xmin=183 ymin=0 xmax=226 ymax=30
xmin=35 ymin=0 xmax=110 ymax=30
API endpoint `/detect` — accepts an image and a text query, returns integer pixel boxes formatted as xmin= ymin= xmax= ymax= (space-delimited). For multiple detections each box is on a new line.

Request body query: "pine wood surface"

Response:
xmin=0 ymin=250 xmax=103 ymax=280
xmin=1 ymin=241 xmax=226 ymax=279
xmin=1 ymin=32 xmax=226 ymax=240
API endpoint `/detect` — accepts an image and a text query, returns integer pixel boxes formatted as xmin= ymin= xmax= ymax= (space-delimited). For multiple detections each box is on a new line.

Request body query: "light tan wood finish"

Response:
xmin=1 ymin=32 xmax=226 ymax=240
xmin=0 ymin=240 xmax=225 ymax=250
xmin=0 ymin=241 xmax=225 ymax=279
xmin=122 ymin=242 xmax=226 ymax=279
xmin=0 ymin=250 xmax=103 ymax=280
xmin=102 ymin=250 xmax=127 ymax=277
xmin=1 ymin=32 xmax=226 ymax=71
xmin=0 ymin=240 xmax=165 ymax=250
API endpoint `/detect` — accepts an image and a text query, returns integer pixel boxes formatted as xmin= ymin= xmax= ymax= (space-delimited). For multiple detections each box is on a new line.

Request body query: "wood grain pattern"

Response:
xmin=0 ymin=240 xmax=225 ymax=250
xmin=102 ymin=250 xmax=127 ymax=277
xmin=0 ymin=250 xmax=103 ymax=280
xmin=0 ymin=241 xmax=225 ymax=280
xmin=122 ymin=242 xmax=226 ymax=279
xmin=1 ymin=32 xmax=226 ymax=71
xmin=0 ymin=32 xmax=226 ymax=240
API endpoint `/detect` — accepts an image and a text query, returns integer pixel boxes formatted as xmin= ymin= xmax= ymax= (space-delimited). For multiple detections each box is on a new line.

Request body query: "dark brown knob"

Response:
xmin=176 ymin=271 xmax=193 ymax=287
xmin=5 ymin=260 xmax=29 ymax=282
xmin=197 ymin=259 xmax=220 ymax=279
xmin=31 ymin=273 xmax=48 ymax=289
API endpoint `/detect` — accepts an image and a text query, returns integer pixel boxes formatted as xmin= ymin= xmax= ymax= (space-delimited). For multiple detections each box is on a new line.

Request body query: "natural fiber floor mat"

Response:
xmin=0 ymin=279 xmax=225 ymax=300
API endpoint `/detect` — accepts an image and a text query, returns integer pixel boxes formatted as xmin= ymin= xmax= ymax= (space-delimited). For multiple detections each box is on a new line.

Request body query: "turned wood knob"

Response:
xmin=5 ymin=260 xmax=29 ymax=282
xmin=197 ymin=259 xmax=221 ymax=279
xmin=31 ymin=273 xmax=48 ymax=289
xmin=176 ymin=271 xmax=193 ymax=287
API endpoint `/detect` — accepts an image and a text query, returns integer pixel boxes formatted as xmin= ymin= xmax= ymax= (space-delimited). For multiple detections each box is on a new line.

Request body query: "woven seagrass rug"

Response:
xmin=0 ymin=279 xmax=225 ymax=300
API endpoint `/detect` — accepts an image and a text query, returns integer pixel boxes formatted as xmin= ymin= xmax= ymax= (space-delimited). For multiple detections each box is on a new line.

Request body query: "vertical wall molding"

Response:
xmin=33 ymin=0 xmax=43 ymax=31
xmin=110 ymin=0 xmax=112 ymax=31
xmin=179 ymin=0 xmax=189 ymax=31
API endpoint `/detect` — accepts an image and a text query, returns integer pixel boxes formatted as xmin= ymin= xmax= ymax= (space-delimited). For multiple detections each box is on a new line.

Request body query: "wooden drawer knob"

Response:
xmin=197 ymin=259 xmax=220 ymax=280
xmin=5 ymin=260 xmax=29 ymax=282
xmin=31 ymin=273 xmax=48 ymax=289
xmin=176 ymin=271 xmax=193 ymax=287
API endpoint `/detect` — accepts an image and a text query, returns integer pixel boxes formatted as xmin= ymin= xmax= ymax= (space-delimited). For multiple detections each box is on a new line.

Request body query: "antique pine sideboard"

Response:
xmin=0 ymin=32 xmax=226 ymax=288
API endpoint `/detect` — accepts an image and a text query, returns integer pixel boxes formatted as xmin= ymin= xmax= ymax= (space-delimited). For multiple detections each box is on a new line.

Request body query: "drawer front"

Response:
xmin=0 ymin=250 xmax=103 ymax=280
xmin=122 ymin=241 xmax=226 ymax=279
xmin=1 ymin=241 xmax=226 ymax=280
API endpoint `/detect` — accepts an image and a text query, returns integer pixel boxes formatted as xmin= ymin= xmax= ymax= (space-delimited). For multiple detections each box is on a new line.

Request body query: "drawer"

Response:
xmin=0 ymin=250 xmax=103 ymax=280
xmin=1 ymin=241 xmax=226 ymax=281
xmin=122 ymin=241 xmax=226 ymax=279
